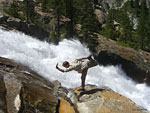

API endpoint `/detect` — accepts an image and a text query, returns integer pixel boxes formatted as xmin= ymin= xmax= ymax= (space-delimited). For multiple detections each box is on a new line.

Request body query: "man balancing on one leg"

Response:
xmin=56 ymin=54 xmax=98 ymax=91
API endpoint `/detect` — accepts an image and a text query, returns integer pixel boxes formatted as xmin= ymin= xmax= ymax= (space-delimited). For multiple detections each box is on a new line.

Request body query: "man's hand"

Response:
xmin=56 ymin=63 xmax=65 ymax=72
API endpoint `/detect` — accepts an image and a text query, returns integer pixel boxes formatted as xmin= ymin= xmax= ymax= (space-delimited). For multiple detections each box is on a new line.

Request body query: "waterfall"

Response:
xmin=0 ymin=29 xmax=150 ymax=110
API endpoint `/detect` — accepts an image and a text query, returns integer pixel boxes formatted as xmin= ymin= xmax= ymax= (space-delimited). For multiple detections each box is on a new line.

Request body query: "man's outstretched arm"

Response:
xmin=56 ymin=63 xmax=65 ymax=72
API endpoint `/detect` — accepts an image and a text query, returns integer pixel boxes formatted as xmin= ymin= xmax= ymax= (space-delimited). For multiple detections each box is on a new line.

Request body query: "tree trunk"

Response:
xmin=56 ymin=9 xmax=60 ymax=44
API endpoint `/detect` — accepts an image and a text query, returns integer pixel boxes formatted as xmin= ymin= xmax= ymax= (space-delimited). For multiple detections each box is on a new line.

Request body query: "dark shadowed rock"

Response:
xmin=0 ymin=16 xmax=9 ymax=24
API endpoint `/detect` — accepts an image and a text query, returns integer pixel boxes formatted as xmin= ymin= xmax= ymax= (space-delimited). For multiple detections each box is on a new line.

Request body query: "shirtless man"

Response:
xmin=56 ymin=54 xmax=97 ymax=91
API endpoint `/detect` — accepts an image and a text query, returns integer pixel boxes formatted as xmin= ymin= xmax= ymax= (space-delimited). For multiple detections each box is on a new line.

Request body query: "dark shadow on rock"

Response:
xmin=77 ymin=88 xmax=105 ymax=100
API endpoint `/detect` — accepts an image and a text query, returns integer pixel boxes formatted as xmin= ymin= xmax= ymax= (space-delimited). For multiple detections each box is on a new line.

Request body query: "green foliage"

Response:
xmin=117 ymin=41 xmax=140 ymax=50
xmin=136 ymin=0 xmax=149 ymax=51
xmin=49 ymin=32 xmax=58 ymax=44
xmin=73 ymin=0 xmax=100 ymax=52
xmin=134 ymin=0 xmax=140 ymax=15
xmin=63 ymin=0 xmax=75 ymax=38
xmin=140 ymin=64 xmax=150 ymax=70
xmin=128 ymin=42 xmax=140 ymax=50
xmin=146 ymin=9 xmax=150 ymax=51
xmin=23 ymin=0 xmax=35 ymax=23
xmin=116 ymin=41 xmax=130 ymax=47
xmin=18 ymin=13 xmax=26 ymax=20
xmin=49 ymin=31 xmax=60 ymax=45
xmin=4 ymin=2 xmax=26 ymax=20
xmin=119 ymin=9 xmax=133 ymax=43
xmin=102 ymin=9 xmax=119 ymax=40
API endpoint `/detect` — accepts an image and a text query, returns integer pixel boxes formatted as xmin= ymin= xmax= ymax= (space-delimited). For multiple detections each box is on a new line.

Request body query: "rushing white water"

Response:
xmin=0 ymin=29 xmax=150 ymax=111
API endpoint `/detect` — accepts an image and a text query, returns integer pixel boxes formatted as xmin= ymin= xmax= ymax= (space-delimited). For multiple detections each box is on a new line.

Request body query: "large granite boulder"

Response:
xmin=0 ymin=56 xmax=59 ymax=113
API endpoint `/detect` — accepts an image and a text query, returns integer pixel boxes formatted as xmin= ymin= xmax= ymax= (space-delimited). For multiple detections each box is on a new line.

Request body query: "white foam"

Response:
xmin=0 ymin=29 xmax=150 ymax=111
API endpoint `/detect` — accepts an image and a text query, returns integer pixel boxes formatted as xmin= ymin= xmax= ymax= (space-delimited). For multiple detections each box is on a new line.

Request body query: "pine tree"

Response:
xmin=64 ymin=0 xmax=74 ymax=38
xmin=80 ymin=0 xmax=100 ymax=51
xmin=23 ymin=0 xmax=35 ymax=23
xmin=134 ymin=0 xmax=140 ymax=16
xmin=81 ymin=0 xmax=99 ymax=33
xmin=73 ymin=0 xmax=84 ymax=24
xmin=130 ymin=0 xmax=134 ymax=8
xmin=9 ymin=1 xmax=19 ymax=18
xmin=119 ymin=9 xmax=133 ymax=43
xmin=47 ymin=0 xmax=66 ymax=44
xmin=146 ymin=8 xmax=150 ymax=51
xmin=104 ymin=9 xmax=117 ymax=40
xmin=137 ymin=0 xmax=148 ymax=50
xmin=73 ymin=0 xmax=100 ymax=51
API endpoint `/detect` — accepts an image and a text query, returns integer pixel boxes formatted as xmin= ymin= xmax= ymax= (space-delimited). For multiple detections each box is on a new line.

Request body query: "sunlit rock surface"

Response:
xmin=59 ymin=85 xmax=149 ymax=113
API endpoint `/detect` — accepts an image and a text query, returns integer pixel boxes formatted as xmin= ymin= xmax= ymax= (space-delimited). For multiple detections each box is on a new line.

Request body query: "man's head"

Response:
xmin=62 ymin=61 xmax=70 ymax=68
